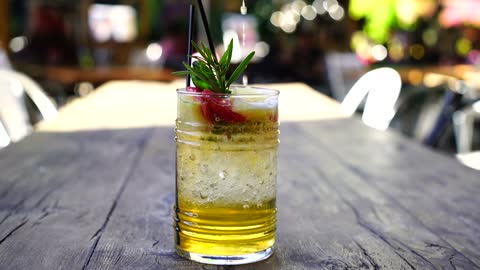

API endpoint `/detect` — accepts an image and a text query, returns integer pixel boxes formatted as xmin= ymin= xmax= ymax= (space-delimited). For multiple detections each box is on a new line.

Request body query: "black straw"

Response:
xmin=195 ymin=0 xmax=216 ymax=57
xmin=186 ymin=4 xmax=195 ymax=87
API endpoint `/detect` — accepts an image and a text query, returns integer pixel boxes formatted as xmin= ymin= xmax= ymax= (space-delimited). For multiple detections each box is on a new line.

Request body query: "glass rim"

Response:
xmin=177 ymin=85 xmax=280 ymax=97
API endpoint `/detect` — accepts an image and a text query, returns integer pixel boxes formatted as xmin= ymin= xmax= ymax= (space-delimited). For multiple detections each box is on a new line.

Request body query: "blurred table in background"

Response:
xmin=37 ymin=80 xmax=347 ymax=131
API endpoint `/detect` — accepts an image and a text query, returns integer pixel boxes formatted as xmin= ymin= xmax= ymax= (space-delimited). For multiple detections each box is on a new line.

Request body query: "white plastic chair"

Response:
xmin=341 ymin=67 xmax=402 ymax=130
xmin=0 ymin=120 xmax=11 ymax=147
xmin=0 ymin=48 xmax=12 ymax=70
xmin=0 ymin=70 xmax=57 ymax=121
xmin=0 ymin=70 xmax=57 ymax=147
xmin=0 ymin=77 xmax=32 ymax=142
xmin=453 ymin=100 xmax=480 ymax=154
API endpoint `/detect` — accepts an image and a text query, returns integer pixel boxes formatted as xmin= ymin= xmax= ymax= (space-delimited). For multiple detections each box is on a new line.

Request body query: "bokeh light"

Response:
xmin=301 ymin=6 xmax=317 ymax=20
xmin=371 ymin=45 xmax=388 ymax=61
xmin=312 ymin=0 xmax=326 ymax=14
xmin=409 ymin=44 xmax=425 ymax=60
xmin=329 ymin=5 xmax=345 ymax=21
xmin=9 ymin=36 xmax=28 ymax=53
xmin=146 ymin=43 xmax=163 ymax=61
xmin=455 ymin=38 xmax=472 ymax=56
xmin=422 ymin=29 xmax=438 ymax=47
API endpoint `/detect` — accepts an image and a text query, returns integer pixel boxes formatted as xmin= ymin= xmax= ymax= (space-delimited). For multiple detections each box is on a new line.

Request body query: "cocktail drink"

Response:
xmin=175 ymin=86 xmax=279 ymax=265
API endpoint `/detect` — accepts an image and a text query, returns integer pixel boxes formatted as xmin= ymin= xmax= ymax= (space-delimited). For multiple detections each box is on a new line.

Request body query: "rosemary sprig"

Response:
xmin=173 ymin=39 xmax=255 ymax=93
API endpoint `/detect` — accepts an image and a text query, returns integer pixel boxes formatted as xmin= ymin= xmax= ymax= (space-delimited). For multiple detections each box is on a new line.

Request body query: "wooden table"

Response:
xmin=1 ymin=82 xmax=480 ymax=269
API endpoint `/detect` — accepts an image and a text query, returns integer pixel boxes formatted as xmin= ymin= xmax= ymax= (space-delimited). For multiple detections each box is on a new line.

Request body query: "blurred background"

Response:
xmin=0 ymin=0 xmax=480 ymax=156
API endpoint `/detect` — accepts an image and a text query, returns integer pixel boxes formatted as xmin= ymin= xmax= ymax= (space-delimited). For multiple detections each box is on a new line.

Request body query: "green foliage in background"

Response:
xmin=349 ymin=0 xmax=424 ymax=43
xmin=349 ymin=0 xmax=397 ymax=43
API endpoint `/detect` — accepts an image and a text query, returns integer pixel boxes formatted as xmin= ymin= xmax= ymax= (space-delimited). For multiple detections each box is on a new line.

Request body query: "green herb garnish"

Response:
xmin=173 ymin=39 xmax=255 ymax=94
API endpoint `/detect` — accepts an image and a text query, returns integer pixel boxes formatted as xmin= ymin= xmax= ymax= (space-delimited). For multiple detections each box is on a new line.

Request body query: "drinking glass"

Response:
xmin=174 ymin=86 xmax=279 ymax=265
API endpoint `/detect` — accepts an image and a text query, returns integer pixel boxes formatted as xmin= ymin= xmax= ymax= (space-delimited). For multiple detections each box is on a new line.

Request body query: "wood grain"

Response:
xmin=0 ymin=128 xmax=154 ymax=270
xmin=2 ymin=118 xmax=479 ymax=269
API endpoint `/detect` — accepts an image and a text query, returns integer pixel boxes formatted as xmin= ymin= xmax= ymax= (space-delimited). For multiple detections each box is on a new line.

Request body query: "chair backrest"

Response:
xmin=453 ymin=100 xmax=480 ymax=153
xmin=341 ymin=67 xmax=402 ymax=130
xmin=0 ymin=77 xmax=32 ymax=142
xmin=0 ymin=70 xmax=57 ymax=147
xmin=0 ymin=70 xmax=57 ymax=121
xmin=0 ymin=120 xmax=12 ymax=147
xmin=0 ymin=48 xmax=12 ymax=70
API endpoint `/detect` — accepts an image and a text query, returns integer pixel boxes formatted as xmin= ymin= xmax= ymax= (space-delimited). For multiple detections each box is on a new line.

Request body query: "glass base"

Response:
xmin=175 ymin=247 xmax=274 ymax=265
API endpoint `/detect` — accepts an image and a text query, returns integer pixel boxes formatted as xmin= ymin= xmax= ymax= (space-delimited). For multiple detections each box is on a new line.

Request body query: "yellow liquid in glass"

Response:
xmin=175 ymin=121 xmax=278 ymax=256
xmin=175 ymin=200 xmax=276 ymax=255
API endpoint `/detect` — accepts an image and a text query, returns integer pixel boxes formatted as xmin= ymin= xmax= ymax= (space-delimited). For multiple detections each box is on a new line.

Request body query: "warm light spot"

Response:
xmin=397 ymin=0 xmax=437 ymax=26
xmin=323 ymin=0 xmax=338 ymax=12
xmin=254 ymin=42 xmax=270 ymax=58
xmin=9 ymin=36 xmax=27 ymax=53
xmin=396 ymin=0 xmax=417 ymax=25
xmin=350 ymin=31 xmax=366 ymax=50
xmin=388 ymin=39 xmax=405 ymax=62
xmin=277 ymin=8 xmax=299 ymax=33
xmin=76 ymin=82 xmax=95 ymax=97
xmin=408 ymin=69 xmax=423 ymax=85
xmin=291 ymin=0 xmax=307 ymax=15
xmin=356 ymin=42 xmax=372 ymax=62
xmin=289 ymin=10 xmax=301 ymax=24
xmin=329 ymin=5 xmax=344 ymax=21
xmin=270 ymin=11 xmax=283 ymax=27
xmin=146 ymin=43 xmax=163 ymax=61
xmin=409 ymin=44 xmax=425 ymax=60
xmin=423 ymin=73 xmax=446 ymax=88
xmin=281 ymin=23 xmax=296 ymax=33
xmin=422 ymin=29 xmax=438 ymax=47
xmin=371 ymin=45 xmax=388 ymax=61
xmin=456 ymin=38 xmax=472 ymax=56
xmin=312 ymin=0 xmax=326 ymax=14
xmin=389 ymin=47 xmax=404 ymax=62
xmin=301 ymin=5 xmax=318 ymax=20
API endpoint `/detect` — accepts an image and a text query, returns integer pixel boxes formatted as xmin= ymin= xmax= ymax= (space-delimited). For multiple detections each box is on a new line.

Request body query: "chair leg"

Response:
xmin=423 ymin=90 xmax=463 ymax=147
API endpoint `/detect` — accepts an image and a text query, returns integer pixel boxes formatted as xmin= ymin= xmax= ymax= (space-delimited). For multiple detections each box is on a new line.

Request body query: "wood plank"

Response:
xmin=0 ymin=128 xmax=154 ymax=270
xmin=297 ymin=119 xmax=480 ymax=268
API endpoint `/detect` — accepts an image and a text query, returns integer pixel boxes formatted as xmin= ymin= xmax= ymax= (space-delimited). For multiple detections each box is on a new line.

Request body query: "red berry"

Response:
xmin=200 ymin=90 xmax=247 ymax=124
